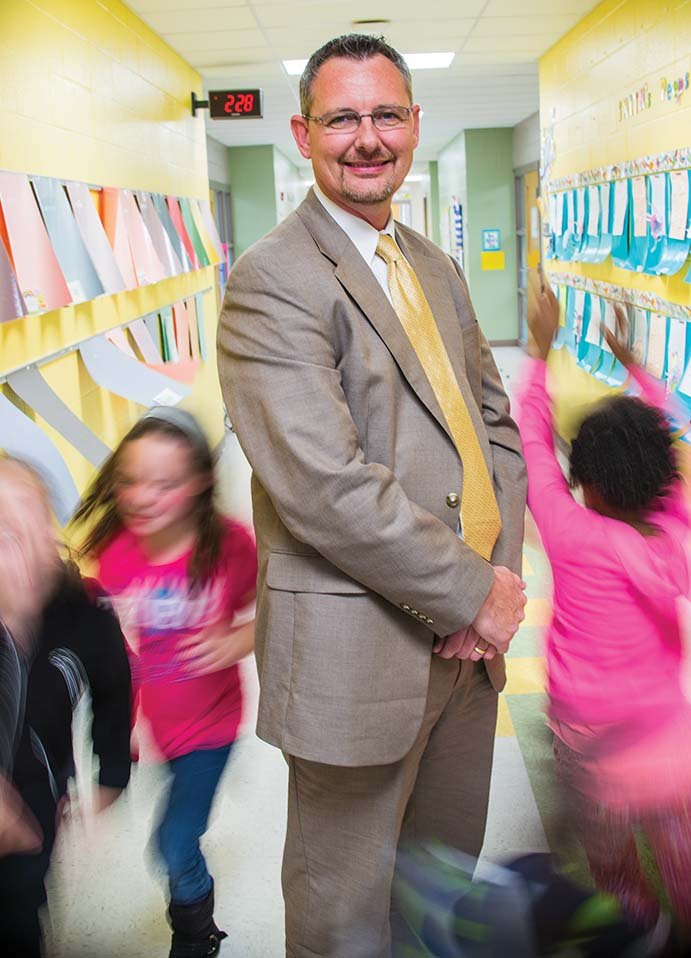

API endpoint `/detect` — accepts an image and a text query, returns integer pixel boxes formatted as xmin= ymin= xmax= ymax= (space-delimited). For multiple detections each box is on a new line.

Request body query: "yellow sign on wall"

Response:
xmin=481 ymin=251 xmax=505 ymax=271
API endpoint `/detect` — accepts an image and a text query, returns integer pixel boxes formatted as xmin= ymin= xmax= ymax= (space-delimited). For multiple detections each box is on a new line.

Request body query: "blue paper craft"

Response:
xmin=611 ymin=179 xmax=631 ymax=269
xmin=32 ymin=177 xmax=105 ymax=303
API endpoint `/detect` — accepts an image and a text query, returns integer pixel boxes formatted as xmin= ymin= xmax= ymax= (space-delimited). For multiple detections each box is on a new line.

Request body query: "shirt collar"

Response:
xmin=313 ymin=184 xmax=395 ymax=267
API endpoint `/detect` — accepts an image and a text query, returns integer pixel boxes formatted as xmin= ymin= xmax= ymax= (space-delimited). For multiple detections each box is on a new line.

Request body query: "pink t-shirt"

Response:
xmin=97 ymin=519 xmax=257 ymax=760
xmin=517 ymin=359 xmax=691 ymax=739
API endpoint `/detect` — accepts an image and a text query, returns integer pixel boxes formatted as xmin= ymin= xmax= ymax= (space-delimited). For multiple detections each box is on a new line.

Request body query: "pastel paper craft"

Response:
xmin=153 ymin=195 xmax=192 ymax=272
xmin=173 ymin=302 xmax=192 ymax=360
xmin=121 ymin=191 xmax=165 ymax=286
xmin=106 ymin=326 xmax=137 ymax=358
xmin=135 ymin=192 xmax=182 ymax=278
xmin=65 ymin=182 xmax=126 ymax=294
xmin=189 ymin=200 xmax=220 ymax=265
xmin=186 ymin=299 xmax=200 ymax=361
xmin=0 ymin=171 xmax=71 ymax=312
xmin=160 ymin=306 xmax=179 ymax=362
xmin=179 ymin=198 xmax=210 ymax=267
xmin=32 ymin=176 xmax=104 ymax=303
xmin=166 ymin=197 xmax=198 ymax=269
xmin=102 ymin=188 xmax=137 ymax=289
xmin=0 ymin=235 xmax=27 ymax=322
xmin=129 ymin=317 xmax=163 ymax=364
xmin=0 ymin=391 xmax=79 ymax=525
xmin=194 ymin=293 xmax=208 ymax=360
xmin=197 ymin=200 xmax=224 ymax=260
xmin=7 ymin=366 xmax=111 ymax=467
xmin=80 ymin=334 xmax=189 ymax=407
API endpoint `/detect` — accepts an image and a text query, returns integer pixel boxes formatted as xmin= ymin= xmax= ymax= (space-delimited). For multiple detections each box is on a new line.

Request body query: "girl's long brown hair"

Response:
xmin=72 ymin=417 xmax=224 ymax=589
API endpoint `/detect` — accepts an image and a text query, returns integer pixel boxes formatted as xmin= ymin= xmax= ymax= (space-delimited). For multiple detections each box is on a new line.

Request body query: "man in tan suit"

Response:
xmin=218 ymin=34 xmax=526 ymax=958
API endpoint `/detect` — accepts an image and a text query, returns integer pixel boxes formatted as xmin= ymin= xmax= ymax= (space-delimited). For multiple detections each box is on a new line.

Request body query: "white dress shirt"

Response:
xmin=313 ymin=184 xmax=396 ymax=303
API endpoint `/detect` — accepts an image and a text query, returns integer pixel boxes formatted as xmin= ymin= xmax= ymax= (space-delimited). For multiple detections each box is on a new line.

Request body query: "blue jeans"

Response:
xmin=155 ymin=744 xmax=232 ymax=904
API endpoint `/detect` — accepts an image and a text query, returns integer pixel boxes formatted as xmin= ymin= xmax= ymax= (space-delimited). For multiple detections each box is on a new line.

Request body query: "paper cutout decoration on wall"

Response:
xmin=666 ymin=317 xmax=688 ymax=392
xmin=7 ymin=366 xmax=111 ymax=467
xmin=646 ymin=171 xmax=691 ymax=276
xmin=0 ymin=235 xmax=27 ymax=322
xmin=106 ymin=326 xmax=137 ymax=358
xmin=166 ymin=197 xmax=198 ymax=269
xmin=197 ymin=200 xmax=224 ymax=260
xmin=0 ymin=391 xmax=79 ymax=524
xmin=160 ymin=306 xmax=180 ymax=362
xmin=129 ymin=317 xmax=163 ymax=364
xmin=645 ymin=313 xmax=669 ymax=380
xmin=173 ymin=302 xmax=193 ymax=360
xmin=102 ymin=188 xmax=137 ymax=289
xmin=0 ymin=171 xmax=72 ymax=312
xmin=179 ymin=198 xmax=211 ymax=268
xmin=32 ymin=176 xmax=104 ymax=303
xmin=189 ymin=199 xmax=220 ymax=265
xmin=194 ymin=293 xmax=208 ymax=360
xmin=631 ymin=308 xmax=649 ymax=366
xmin=80 ymin=334 xmax=190 ymax=407
xmin=153 ymin=195 xmax=192 ymax=272
xmin=121 ymin=191 xmax=165 ymax=286
xmin=136 ymin=192 xmax=183 ymax=278
xmin=610 ymin=179 xmax=631 ymax=269
xmin=65 ymin=181 xmax=127 ymax=295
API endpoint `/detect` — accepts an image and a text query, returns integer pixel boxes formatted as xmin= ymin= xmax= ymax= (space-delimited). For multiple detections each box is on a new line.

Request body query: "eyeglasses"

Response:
xmin=302 ymin=106 xmax=413 ymax=134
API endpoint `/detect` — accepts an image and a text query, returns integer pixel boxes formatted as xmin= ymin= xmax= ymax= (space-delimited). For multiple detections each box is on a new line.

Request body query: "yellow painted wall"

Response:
xmin=0 ymin=0 xmax=222 ymax=500
xmin=539 ymin=0 xmax=691 ymax=435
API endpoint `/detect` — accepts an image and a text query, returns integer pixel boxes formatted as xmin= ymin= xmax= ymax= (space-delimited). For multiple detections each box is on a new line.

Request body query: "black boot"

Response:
xmin=167 ymin=884 xmax=228 ymax=958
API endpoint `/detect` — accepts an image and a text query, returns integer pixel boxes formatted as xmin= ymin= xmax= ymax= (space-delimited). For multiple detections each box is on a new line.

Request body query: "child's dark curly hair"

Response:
xmin=569 ymin=396 xmax=678 ymax=512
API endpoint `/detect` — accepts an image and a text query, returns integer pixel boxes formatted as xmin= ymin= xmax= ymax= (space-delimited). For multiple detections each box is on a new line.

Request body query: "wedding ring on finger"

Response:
xmin=473 ymin=644 xmax=487 ymax=657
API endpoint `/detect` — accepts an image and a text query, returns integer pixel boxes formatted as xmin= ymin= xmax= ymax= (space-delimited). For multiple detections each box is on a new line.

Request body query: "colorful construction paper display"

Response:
xmin=0 ymin=171 xmax=72 ymax=312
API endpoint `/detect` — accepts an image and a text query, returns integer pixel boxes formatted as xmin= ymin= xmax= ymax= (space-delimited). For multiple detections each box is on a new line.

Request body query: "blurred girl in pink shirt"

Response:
xmin=74 ymin=406 xmax=257 ymax=958
xmin=518 ymin=274 xmax=691 ymax=938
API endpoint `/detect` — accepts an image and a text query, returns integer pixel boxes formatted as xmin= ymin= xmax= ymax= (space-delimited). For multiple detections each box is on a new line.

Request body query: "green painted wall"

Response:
xmin=464 ymin=129 xmax=518 ymax=343
xmin=227 ymin=145 xmax=278 ymax=259
xmin=226 ymin=145 xmax=305 ymax=258
xmin=428 ymin=161 xmax=441 ymax=246
xmin=435 ymin=128 xmax=518 ymax=342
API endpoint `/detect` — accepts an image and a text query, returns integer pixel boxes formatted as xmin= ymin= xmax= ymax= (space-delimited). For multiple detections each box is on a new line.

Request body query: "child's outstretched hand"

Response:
xmin=527 ymin=270 xmax=559 ymax=360
xmin=603 ymin=303 xmax=635 ymax=368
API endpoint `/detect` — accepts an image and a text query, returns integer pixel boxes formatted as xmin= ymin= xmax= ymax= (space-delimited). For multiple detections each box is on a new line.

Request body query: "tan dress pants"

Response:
xmin=282 ymin=656 xmax=498 ymax=958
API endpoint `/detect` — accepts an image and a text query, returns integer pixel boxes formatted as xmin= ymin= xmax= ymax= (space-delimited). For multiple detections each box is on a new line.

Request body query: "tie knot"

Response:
xmin=376 ymin=233 xmax=401 ymax=265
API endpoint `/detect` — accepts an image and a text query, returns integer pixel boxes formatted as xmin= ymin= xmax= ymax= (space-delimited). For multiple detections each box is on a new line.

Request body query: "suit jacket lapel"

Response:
xmin=296 ymin=192 xmax=454 ymax=445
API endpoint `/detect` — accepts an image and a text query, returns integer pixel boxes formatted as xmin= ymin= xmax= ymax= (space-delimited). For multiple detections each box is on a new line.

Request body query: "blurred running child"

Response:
xmin=0 ymin=455 xmax=131 ymax=957
xmin=73 ymin=407 xmax=257 ymax=958
xmin=518 ymin=273 xmax=691 ymax=938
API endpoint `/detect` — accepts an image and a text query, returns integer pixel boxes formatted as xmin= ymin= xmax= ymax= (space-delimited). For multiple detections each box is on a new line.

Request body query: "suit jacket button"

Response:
xmin=411 ymin=609 xmax=418 ymax=616
xmin=446 ymin=492 xmax=460 ymax=508
xmin=401 ymin=604 xmax=411 ymax=612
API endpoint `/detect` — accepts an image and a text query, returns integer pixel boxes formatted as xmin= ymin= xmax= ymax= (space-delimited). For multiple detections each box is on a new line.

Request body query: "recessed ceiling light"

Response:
xmin=283 ymin=51 xmax=455 ymax=76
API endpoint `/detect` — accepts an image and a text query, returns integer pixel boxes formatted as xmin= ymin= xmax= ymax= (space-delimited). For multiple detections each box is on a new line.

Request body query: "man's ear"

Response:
xmin=290 ymin=115 xmax=312 ymax=160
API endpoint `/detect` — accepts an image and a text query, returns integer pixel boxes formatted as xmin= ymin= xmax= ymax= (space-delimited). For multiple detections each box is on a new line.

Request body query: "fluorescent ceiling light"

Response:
xmin=284 ymin=59 xmax=308 ymax=75
xmin=283 ymin=52 xmax=454 ymax=76
xmin=403 ymin=52 xmax=454 ymax=70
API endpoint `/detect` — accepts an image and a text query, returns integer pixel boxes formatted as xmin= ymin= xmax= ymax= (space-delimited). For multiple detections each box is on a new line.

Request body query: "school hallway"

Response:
xmin=45 ymin=347 xmax=556 ymax=958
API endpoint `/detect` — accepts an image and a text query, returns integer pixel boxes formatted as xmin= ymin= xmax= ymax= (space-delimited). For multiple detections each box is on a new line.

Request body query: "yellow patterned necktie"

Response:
xmin=376 ymin=233 xmax=501 ymax=560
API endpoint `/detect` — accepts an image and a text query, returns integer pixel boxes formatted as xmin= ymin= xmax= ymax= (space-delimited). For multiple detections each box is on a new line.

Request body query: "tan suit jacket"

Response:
xmin=217 ymin=189 xmax=526 ymax=767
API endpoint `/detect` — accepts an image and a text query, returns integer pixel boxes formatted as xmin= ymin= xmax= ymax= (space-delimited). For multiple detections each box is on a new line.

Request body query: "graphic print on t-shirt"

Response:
xmin=110 ymin=575 xmax=226 ymax=683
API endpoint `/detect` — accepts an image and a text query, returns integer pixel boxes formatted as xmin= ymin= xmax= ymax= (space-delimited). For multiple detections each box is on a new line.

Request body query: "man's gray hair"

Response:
xmin=299 ymin=34 xmax=413 ymax=116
